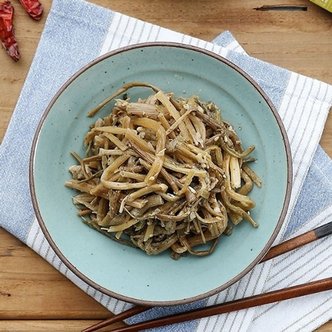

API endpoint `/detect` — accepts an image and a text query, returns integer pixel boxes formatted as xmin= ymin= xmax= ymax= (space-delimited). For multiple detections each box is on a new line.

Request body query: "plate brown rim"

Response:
xmin=29 ymin=41 xmax=293 ymax=307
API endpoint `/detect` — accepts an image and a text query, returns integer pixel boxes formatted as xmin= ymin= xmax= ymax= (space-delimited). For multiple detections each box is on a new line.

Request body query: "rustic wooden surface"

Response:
xmin=0 ymin=0 xmax=331 ymax=331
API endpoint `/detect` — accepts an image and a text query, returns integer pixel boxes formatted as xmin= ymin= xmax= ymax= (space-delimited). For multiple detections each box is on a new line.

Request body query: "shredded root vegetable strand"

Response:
xmin=67 ymin=82 xmax=261 ymax=258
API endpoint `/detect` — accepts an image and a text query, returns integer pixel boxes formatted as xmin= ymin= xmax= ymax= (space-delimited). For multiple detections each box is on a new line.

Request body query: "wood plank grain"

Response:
xmin=0 ymin=320 xmax=121 ymax=332
xmin=319 ymin=322 xmax=332 ymax=332
xmin=321 ymin=112 xmax=332 ymax=155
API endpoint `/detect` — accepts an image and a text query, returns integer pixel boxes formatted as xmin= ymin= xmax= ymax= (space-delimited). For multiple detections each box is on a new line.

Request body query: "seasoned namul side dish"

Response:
xmin=66 ymin=82 xmax=261 ymax=259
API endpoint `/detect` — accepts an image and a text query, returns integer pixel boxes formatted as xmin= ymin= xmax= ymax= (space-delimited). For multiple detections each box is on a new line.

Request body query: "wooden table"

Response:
xmin=0 ymin=0 xmax=331 ymax=331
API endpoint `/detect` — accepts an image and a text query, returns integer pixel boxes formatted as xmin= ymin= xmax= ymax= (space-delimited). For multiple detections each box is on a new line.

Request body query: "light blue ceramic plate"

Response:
xmin=30 ymin=43 xmax=292 ymax=306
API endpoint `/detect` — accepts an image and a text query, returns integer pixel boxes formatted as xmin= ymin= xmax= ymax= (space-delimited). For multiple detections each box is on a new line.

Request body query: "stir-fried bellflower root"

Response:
xmin=66 ymin=82 xmax=261 ymax=259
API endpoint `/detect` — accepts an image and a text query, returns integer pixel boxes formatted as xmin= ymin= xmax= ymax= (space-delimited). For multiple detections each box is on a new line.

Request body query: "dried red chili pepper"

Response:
xmin=0 ymin=1 xmax=20 ymax=62
xmin=19 ymin=0 xmax=43 ymax=21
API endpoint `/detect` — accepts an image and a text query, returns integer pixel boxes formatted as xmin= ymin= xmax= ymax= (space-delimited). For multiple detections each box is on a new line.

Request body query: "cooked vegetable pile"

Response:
xmin=65 ymin=82 xmax=261 ymax=259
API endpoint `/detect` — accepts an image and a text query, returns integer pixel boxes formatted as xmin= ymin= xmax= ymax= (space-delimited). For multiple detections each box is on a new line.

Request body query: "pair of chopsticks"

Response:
xmin=83 ymin=221 xmax=332 ymax=332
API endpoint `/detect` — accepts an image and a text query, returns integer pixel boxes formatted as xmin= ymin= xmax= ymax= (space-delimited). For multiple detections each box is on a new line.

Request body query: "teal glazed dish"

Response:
xmin=30 ymin=43 xmax=292 ymax=306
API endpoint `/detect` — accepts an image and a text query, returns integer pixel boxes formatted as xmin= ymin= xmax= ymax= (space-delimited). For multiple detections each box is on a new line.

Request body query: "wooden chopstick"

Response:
xmin=254 ymin=5 xmax=308 ymax=11
xmin=83 ymin=220 xmax=332 ymax=332
xmin=108 ymin=278 xmax=332 ymax=332
xmin=261 ymin=221 xmax=332 ymax=262
xmin=82 ymin=306 xmax=146 ymax=332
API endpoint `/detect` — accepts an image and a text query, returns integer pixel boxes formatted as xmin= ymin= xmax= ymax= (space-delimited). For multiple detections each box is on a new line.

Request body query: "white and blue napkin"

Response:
xmin=0 ymin=0 xmax=331 ymax=331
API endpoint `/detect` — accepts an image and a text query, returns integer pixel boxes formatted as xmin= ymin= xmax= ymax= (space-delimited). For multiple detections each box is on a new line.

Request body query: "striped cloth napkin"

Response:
xmin=0 ymin=0 xmax=331 ymax=331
